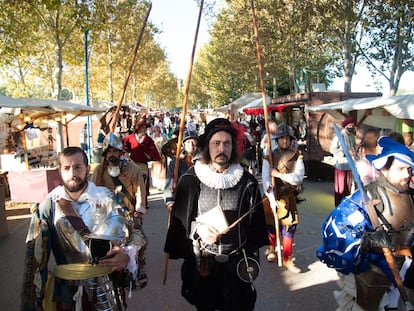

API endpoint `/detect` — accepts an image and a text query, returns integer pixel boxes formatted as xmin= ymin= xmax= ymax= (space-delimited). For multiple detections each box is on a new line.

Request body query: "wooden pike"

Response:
xmin=163 ymin=0 xmax=205 ymax=285
xmin=250 ymin=0 xmax=283 ymax=267
xmin=110 ymin=3 xmax=152 ymax=133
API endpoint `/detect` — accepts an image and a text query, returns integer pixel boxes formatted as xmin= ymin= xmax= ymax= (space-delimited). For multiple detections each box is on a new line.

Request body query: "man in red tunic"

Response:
xmin=123 ymin=119 xmax=161 ymax=199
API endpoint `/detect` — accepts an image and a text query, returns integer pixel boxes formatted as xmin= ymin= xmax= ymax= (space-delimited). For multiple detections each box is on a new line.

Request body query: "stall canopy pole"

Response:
xmin=19 ymin=111 xmax=29 ymax=170
xmin=110 ymin=3 xmax=152 ymax=133
xmin=250 ymin=0 xmax=282 ymax=267
xmin=164 ymin=0 xmax=205 ymax=285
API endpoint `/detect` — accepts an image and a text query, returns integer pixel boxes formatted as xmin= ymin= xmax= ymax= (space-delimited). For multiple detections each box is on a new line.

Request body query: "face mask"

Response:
xmin=346 ymin=127 xmax=356 ymax=135
xmin=107 ymin=165 xmax=121 ymax=177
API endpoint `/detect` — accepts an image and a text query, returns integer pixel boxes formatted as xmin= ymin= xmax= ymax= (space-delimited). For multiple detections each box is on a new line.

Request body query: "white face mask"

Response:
xmin=107 ymin=165 xmax=121 ymax=177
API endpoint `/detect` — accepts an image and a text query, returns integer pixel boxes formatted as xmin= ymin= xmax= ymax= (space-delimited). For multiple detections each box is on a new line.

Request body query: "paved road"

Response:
xmin=0 ymin=180 xmax=340 ymax=311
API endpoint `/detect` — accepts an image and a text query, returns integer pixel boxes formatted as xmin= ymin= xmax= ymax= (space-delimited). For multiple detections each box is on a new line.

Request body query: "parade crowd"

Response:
xmin=19 ymin=111 xmax=414 ymax=311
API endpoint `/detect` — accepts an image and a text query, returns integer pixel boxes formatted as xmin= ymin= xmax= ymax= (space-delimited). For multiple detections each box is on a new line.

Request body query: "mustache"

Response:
xmin=108 ymin=156 xmax=120 ymax=164
xmin=215 ymin=153 xmax=228 ymax=160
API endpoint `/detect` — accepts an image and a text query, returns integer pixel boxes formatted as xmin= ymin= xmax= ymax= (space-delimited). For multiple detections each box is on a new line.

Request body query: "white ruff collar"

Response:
xmin=194 ymin=161 xmax=244 ymax=189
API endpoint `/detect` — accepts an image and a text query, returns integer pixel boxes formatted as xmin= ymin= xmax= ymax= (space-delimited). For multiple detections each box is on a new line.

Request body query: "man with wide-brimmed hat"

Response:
xmin=318 ymin=136 xmax=414 ymax=310
xmin=164 ymin=118 xmax=268 ymax=311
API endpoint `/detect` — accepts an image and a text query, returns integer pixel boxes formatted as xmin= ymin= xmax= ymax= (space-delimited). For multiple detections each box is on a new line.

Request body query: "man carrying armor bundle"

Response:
xmin=21 ymin=147 xmax=142 ymax=311
xmin=317 ymin=136 xmax=414 ymax=310
xmin=261 ymin=123 xmax=305 ymax=273
xmin=164 ymin=118 xmax=268 ymax=311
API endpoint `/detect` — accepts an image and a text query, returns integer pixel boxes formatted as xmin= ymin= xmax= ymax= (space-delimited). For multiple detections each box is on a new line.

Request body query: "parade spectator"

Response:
xmin=162 ymin=112 xmax=172 ymax=135
xmin=403 ymin=131 xmax=414 ymax=151
xmin=330 ymin=116 xmax=357 ymax=206
xmin=21 ymin=146 xmax=141 ymax=310
xmin=318 ymin=136 xmax=414 ymax=310
xmin=164 ymin=118 xmax=268 ymax=311
xmin=261 ymin=123 xmax=305 ymax=272
xmin=80 ymin=123 xmax=88 ymax=152
xmin=239 ymin=120 xmax=257 ymax=175
xmin=150 ymin=125 xmax=168 ymax=190
xmin=187 ymin=115 xmax=198 ymax=136
xmin=356 ymin=128 xmax=379 ymax=185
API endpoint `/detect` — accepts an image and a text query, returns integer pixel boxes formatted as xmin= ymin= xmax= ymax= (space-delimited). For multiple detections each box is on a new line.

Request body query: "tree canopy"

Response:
xmin=0 ymin=0 xmax=412 ymax=110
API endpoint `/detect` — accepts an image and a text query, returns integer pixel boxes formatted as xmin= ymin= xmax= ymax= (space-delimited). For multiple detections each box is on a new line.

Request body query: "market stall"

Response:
xmin=0 ymin=95 xmax=106 ymax=203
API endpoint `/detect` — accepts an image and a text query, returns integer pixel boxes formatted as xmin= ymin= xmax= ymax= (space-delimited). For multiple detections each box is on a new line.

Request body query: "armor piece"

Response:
xmin=103 ymin=133 xmax=123 ymax=154
xmin=370 ymin=185 xmax=414 ymax=246
xmin=275 ymin=123 xmax=295 ymax=140
xmin=85 ymin=275 xmax=119 ymax=311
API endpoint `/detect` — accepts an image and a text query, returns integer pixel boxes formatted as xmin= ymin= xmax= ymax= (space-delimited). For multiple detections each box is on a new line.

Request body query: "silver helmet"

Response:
xmin=275 ymin=123 xmax=295 ymax=140
xmin=102 ymin=133 xmax=123 ymax=155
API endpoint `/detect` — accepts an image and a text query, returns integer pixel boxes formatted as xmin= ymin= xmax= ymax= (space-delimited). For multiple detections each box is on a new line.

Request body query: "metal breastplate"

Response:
xmin=54 ymin=200 xmax=126 ymax=263
xmin=375 ymin=187 xmax=414 ymax=246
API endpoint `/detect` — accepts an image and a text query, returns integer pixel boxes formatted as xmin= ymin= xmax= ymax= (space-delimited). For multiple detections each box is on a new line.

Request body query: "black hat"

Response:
xmin=182 ymin=134 xmax=199 ymax=144
xmin=199 ymin=118 xmax=235 ymax=147
xmin=161 ymin=137 xmax=178 ymax=157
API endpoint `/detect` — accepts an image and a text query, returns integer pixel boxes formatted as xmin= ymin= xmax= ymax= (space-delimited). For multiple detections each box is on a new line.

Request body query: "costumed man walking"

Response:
xmin=261 ymin=123 xmax=305 ymax=273
xmin=21 ymin=146 xmax=141 ymax=311
xmin=330 ymin=116 xmax=357 ymax=206
xmin=91 ymin=133 xmax=148 ymax=289
xmin=318 ymin=136 xmax=414 ymax=310
xmin=164 ymin=118 xmax=269 ymax=311
xmin=123 ymin=119 xmax=161 ymax=200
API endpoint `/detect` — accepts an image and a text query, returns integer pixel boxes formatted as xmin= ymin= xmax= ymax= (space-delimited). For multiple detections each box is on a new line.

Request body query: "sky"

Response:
xmin=149 ymin=0 xmax=413 ymax=95
xmin=149 ymin=0 xmax=212 ymax=80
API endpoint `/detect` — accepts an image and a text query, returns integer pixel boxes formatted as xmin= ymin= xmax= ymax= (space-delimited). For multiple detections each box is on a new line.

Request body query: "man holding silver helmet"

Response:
xmin=21 ymin=146 xmax=142 ymax=310
xmin=164 ymin=118 xmax=268 ymax=311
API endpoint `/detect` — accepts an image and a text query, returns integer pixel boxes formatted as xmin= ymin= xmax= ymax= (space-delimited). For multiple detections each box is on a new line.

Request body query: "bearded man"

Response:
xmin=21 ymin=146 xmax=141 ymax=310
xmin=164 ymin=118 xmax=268 ymax=311
xmin=318 ymin=136 xmax=414 ymax=310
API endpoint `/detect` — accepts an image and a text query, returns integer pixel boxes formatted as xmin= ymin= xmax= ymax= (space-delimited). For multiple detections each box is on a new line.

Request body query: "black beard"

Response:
xmin=108 ymin=156 xmax=120 ymax=165
xmin=64 ymin=176 xmax=87 ymax=193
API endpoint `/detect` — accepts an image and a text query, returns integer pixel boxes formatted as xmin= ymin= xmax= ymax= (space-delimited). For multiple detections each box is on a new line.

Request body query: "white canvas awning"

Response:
xmin=304 ymin=94 xmax=414 ymax=129
xmin=0 ymin=95 xmax=106 ymax=123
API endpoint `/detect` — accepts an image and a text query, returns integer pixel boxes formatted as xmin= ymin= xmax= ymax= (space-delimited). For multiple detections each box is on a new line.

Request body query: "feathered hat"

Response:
xmin=366 ymin=136 xmax=414 ymax=170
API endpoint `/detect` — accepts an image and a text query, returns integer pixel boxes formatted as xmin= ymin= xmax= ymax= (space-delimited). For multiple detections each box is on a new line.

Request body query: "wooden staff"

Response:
xmin=250 ymin=0 xmax=282 ymax=267
xmin=110 ymin=3 xmax=152 ymax=133
xmin=163 ymin=0 xmax=205 ymax=285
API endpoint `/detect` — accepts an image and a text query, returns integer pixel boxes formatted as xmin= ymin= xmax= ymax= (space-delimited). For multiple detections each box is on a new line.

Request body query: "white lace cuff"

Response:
xmin=123 ymin=245 xmax=138 ymax=279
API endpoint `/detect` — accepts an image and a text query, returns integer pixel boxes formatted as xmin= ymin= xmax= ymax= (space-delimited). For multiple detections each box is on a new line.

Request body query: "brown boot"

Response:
xmin=283 ymin=257 xmax=301 ymax=273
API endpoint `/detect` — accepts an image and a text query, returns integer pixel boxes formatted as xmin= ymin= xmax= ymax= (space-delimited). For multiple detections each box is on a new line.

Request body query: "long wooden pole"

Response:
xmin=163 ymin=0 xmax=205 ymax=285
xmin=250 ymin=0 xmax=282 ymax=267
xmin=110 ymin=3 xmax=152 ymax=133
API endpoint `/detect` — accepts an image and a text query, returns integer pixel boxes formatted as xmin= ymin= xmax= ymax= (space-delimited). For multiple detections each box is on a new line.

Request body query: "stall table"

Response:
xmin=7 ymin=169 xmax=61 ymax=203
